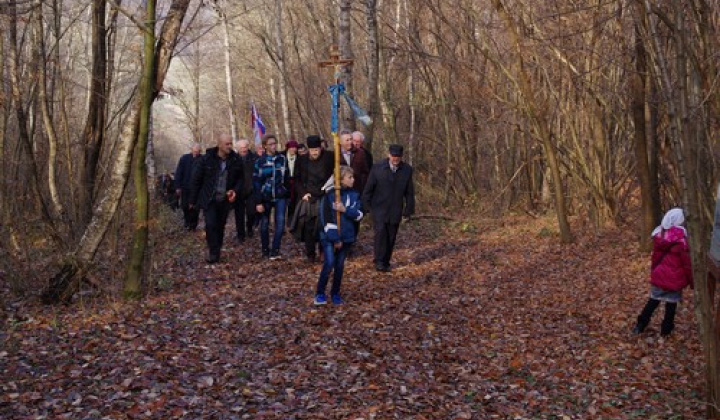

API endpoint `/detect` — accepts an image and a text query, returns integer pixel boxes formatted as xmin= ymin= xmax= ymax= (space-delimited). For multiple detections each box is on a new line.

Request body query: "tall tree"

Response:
xmin=274 ymin=0 xmax=291 ymax=140
xmin=124 ymin=0 xmax=157 ymax=299
xmin=32 ymin=0 xmax=64 ymax=220
xmin=42 ymin=0 xmax=193 ymax=304
xmin=78 ymin=0 xmax=108 ymax=229
xmin=363 ymin=0 xmax=379 ymax=149
xmin=631 ymin=22 xmax=657 ymax=251
xmin=338 ymin=0 xmax=354 ymax=130
xmin=210 ymin=1 xmax=240 ymax=142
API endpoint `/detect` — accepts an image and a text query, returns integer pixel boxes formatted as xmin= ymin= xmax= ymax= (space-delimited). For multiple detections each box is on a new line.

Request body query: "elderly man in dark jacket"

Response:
xmin=234 ymin=138 xmax=258 ymax=242
xmin=294 ymin=135 xmax=334 ymax=262
xmin=174 ymin=143 xmax=202 ymax=230
xmin=190 ymin=134 xmax=244 ymax=263
xmin=362 ymin=144 xmax=415 ymax=272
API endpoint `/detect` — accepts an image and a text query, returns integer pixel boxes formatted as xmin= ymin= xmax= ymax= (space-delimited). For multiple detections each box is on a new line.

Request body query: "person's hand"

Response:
xmin=302 ymin=193 xmax=311 ymax=202
xmin=188 ymin=203 xmax=195 ymax=210
xmin=334 ymin=241 xmax=343 ymax=250
xmin=176 ymin=188 xmax=181 ymax=197
xmin=332 ymin=202 xmax=346 ymax=213
xmin=256 ymin=204 xmax=265 ymax=213
xmin=403 ymin=214 xmax=412 ymax=223
xmin=226 ymin=190 xmax=236 ymax=203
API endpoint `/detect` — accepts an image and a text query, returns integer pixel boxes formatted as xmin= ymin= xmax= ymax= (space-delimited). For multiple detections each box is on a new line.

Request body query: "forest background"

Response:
xmin=1 ymin=0 xmax=719 ymax=418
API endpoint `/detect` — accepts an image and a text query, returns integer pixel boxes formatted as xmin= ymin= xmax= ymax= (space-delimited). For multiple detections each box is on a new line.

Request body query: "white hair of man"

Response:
xmin=351 ymin=131 xmax=365 ymax=142
xmin=236 ymin=138 xmax=250 ymax=148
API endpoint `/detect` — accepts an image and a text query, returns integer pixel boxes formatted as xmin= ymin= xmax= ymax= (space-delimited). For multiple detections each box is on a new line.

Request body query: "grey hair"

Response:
xmin=351 ymin=131 xmax=365 ymax=142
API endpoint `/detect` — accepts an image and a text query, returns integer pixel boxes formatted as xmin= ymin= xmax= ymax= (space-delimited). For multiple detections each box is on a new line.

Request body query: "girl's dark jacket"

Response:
xmin=189 ymin=147 xmax=244 ymax=210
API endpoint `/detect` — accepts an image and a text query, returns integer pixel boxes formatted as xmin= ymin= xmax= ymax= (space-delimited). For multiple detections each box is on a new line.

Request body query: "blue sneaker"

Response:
xmin=331 ymin=294 xmax=344 ymax=305
xmin=314 ymin=294 xmax=327 ymax=305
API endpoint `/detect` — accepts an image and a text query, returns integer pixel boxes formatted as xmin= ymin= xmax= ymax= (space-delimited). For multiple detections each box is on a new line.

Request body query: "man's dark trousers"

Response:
xmin=234 ymin=198 xmax=254 ymax=240
xmin=205 ymin=198 xmax=232 ymax=258
xmin=181 ymin=192 xmax=200 ymax=230
xmin=373 ymin=221 xmax=399 ymax=268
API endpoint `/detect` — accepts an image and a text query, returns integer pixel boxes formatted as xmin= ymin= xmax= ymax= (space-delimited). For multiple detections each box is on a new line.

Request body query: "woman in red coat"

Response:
xmin=633 ymin=208 xmax=694 ymax=336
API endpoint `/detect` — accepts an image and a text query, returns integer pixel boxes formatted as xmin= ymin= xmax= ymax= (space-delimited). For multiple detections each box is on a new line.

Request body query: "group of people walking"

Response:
xmin=173 ymin=130 xmax=415 ymax=305
xmin=172 ymin=133 xmax=698 ymax=333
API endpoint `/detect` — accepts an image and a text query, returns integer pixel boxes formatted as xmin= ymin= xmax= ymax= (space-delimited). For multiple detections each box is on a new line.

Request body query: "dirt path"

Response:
xmin=1 ymin=215 xmax=705 ymax=419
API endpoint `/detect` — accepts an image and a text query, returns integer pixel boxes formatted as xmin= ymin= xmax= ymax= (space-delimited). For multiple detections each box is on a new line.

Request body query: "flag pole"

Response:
xmin=319 ymin=45 xmax=353 ymax=233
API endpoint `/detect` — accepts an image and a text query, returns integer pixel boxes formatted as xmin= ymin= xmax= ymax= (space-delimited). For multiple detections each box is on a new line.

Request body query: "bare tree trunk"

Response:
xmin=6 ymin=3 xmax=51 ymax=226
xmin=211 ymin=3 xmax=239 ymax=142
xmin=638 ymin=0 xmax=719 ymax=415
xmin=125 ymin=0 xmax=156 ymax=299
xmin=0 ymin=32 xmax=18 ymax=253
xmin=42 ymin=0 xmax=193 ymax=304
xmin=145 ymin=110 xmax=156 ymax=182
xmin=275 ymin=0 xmax=292 ymax=140
xmin=378 ymin=0 xmax=406 ymax=150
xmin=193 ymin=40 xmax=201 ymax=141
xmin=32 ymin=0 xmax=64 ymax=220
xmin=405 ymin=0 xmax=416 ymax=166
xmin=631 ymin=23 xmax=654 ymax=251
xmin=364 ymin=0 xmax=379 ymax=148
xmin=78 ymin=0 xmax=107 ymax=228
xmin=338 ymin=0 xmax=354 ymax=130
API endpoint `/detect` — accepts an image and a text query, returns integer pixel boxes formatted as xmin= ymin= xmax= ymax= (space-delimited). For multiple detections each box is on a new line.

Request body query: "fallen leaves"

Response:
xmin=0 ymin=215 xmax=706 ymax=418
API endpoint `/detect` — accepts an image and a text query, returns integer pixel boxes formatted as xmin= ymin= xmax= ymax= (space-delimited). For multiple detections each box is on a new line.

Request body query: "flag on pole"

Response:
xmin=250 ymin=103 xmax=266 ymax=150
xmin=342 ymin=92 xmax=373 ymax=127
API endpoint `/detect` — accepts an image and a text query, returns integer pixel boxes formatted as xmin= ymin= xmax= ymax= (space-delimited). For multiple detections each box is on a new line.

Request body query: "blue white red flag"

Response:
xmin=250 ymin=103 xmax=266 ymax=149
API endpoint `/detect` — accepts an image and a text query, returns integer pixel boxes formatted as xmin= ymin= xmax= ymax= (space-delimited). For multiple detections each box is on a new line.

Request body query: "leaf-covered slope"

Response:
xmin=1 ymin=216 xmax=704 ymax=419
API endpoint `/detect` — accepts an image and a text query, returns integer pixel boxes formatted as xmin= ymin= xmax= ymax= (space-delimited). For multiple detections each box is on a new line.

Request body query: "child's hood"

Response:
xmin=654 ymin=226 xmax=687 ymax=251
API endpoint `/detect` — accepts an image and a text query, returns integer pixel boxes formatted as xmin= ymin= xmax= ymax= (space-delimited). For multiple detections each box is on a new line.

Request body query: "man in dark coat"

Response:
xmin=234 ymin=139 xmax=257 ymax=242
xmin=174 ymin=143 xmax=202 ymax=230
xmin=294 ymin=135 xmax=334 ymax=262
xmin=189 ymin=134 xmax=244 ymax=263
xmin=362 ymin=144 xmax=415 ymax=272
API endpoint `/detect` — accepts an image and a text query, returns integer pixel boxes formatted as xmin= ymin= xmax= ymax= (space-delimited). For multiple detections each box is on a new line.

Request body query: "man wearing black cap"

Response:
xmin=362 ymin=144 xmax=415 ymax=272
xmin=294 ymin=135 xmax=334 ymax=262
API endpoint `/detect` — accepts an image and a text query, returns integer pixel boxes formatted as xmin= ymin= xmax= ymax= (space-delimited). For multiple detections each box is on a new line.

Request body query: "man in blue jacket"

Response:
xmin=362 ymin=144 xmax=415 ymax=272
xmin=174 ymin=143 xmax=201 ymax=230
xmin=189 ymin=135 xmax=244 ymax=264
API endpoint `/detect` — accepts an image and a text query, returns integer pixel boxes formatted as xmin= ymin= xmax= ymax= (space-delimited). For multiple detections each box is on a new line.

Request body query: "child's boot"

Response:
xmin=633 ymin=298 xmax=659 ymax=334
xmin=632 ymin=318 xmax=647 ymax=335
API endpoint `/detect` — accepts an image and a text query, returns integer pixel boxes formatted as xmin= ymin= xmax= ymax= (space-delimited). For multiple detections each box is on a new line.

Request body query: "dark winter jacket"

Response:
xmin=295 ymin=151 xmax=334 ymax=203
xmin=174 ymin=153 xmax=200 ymax=190
xmin=239 ymin=152 xmax=258 ymax=200
xmin=362 ymin=159 xmax=415 ymax=224
xmin=319 ymin=187 xmax=363 ymax=244
xmin=253 ymin=153 xmax=290 ymax=203
xmin=339 ymin=147 xmax=371 ymax=195
xmin=650 ymin=226 xmax=694 ymax=292
xmin=189 ymin=147 xmax=244 ymax=210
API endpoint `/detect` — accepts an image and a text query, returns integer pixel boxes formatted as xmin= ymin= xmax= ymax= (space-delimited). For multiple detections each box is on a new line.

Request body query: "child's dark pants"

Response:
xmin=636 ymin=298 xmax=677 ymax=336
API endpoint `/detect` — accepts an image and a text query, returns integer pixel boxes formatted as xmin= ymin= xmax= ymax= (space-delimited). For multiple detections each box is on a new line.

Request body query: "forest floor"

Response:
xmin=0 ymin=208 xmax=707 ymax=419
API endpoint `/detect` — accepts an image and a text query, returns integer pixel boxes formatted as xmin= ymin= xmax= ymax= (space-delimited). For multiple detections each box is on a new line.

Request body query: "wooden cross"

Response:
xmin=318 ymin=45 xmax=353 ymax=233
xmin=318 ymin=44 xmax=354 ymax=80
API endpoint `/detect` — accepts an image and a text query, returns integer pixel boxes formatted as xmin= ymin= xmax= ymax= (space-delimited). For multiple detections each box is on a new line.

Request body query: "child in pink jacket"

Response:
xmin=633 ymin=208 xmax=694 ymax=336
